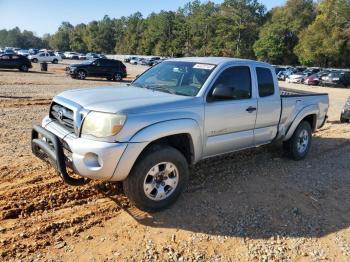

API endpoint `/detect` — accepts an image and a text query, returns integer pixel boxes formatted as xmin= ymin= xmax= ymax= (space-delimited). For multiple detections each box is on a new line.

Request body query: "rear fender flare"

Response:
xmin=283 ymin=105 xmax=318 ymax=141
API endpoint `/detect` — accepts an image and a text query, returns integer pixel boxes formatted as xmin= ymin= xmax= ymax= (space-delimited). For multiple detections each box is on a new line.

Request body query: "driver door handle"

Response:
xmin=246 ymin=106 xmax=257 ymax=113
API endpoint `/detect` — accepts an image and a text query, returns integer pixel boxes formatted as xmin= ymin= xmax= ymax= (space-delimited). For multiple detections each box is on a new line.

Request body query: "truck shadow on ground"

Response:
xmin=101 ymin=135 xmax=350 ymax=239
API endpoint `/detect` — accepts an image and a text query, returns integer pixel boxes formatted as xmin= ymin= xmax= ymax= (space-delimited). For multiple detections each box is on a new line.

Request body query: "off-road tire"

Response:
xmin=283 ymin=121 xmax=312 ymax=160
xmin=123 ymin=145 xmax=189 ymax=212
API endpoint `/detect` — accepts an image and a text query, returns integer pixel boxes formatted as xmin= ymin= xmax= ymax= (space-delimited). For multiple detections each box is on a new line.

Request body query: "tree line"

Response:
xmin=1 ymin=0 xmax=350 ymax=67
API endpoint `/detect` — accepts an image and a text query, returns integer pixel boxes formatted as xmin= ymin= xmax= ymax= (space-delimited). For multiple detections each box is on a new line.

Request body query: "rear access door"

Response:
xmin=253 ymin=67 xmax=281 ymax=146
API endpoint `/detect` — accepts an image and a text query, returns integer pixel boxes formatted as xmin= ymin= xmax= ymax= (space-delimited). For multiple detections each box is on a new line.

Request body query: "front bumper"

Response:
xmin=65 ymin=67 xmax=78 ymax=76
xmin=31 ymin=117 xmax=128 ymax=183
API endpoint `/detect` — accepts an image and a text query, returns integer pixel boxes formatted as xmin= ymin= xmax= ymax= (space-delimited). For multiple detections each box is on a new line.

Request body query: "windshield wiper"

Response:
xmin=147 ymin=85 xmax=175 ymax=94
xmin=131 ymin=82 xmax=144 ymax=88
xmin=145 ymin=85 xmax=191 ymax=96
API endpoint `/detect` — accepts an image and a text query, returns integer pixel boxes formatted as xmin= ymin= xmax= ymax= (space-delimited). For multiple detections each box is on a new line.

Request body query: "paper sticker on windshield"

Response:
xmin=193 ymin=64 xmax=215 ymax=70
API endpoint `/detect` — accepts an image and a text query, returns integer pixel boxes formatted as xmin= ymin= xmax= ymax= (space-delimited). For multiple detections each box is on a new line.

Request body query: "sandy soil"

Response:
xmin=0 ymin=61 xmax=349 ymax=261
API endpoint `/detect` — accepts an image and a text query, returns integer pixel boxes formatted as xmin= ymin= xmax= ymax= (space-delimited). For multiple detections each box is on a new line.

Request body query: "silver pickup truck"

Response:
xmin=31 ymin=57 xmax=329 ymax=211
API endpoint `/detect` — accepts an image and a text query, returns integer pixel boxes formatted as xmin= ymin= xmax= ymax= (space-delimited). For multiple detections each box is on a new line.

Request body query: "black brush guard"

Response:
xmin=31 ymin=125 xmax=90 ymax=186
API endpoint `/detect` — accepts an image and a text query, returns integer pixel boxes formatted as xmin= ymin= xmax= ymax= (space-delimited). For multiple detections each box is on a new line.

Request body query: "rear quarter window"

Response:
xmin=256 ymin=67 xmax=275 ymax=97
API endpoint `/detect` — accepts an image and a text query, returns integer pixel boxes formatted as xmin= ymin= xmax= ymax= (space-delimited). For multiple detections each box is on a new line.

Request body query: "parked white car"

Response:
xmin=129 ymin=57 xmax=139 ymax=65
xmin=286 ymin=73 xmax=305 ymax=83
xmin=28 ymin=52 xmax=62 ymax=64
xmin=64 ymin=52 xmax=79 ymax=59
xmin=78 ymin=53 xmax=86 ymax=60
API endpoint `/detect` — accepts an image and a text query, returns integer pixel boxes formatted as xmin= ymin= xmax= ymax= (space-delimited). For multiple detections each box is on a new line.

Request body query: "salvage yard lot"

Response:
xmin=0 ymin=62 xmax=350 ymax=261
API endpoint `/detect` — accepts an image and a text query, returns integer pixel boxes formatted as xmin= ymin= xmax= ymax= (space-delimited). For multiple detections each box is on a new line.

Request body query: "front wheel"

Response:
xmin=283 ymin=121 xmax=312 ymax=160
xmin=32 ymin=58 xmax=38 ymax=63
xmin=52 ymin=59 xmax=58 ymax=64
xmin=19 ymin=65 xmax=28 ymax=72
xmin=77 ymin=70 xmax=86 ymax=80
xmin=123 ymin=145 xmax=189 ymax=212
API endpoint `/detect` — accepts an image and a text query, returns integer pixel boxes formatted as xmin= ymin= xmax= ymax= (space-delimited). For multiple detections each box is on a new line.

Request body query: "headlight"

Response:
xmin=81 ymin=111 xmax=127 ymax=138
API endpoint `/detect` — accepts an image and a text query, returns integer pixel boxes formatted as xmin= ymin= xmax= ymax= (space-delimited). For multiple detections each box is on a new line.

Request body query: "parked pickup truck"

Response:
xmin=31 ymin=57 xmax=329 ymax=211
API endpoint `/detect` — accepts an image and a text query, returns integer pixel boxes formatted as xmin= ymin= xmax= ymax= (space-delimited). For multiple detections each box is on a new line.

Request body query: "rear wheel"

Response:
xmin=283 ymin=121 xmax=312 ymax=160
xmin=113 ymin=72 xmax=122 ymax=81
xmin=77 ymin=70 xmax=86 ymax=80
xmin=19 ymin=65 xmax=28 ymax=72
xmin=123 ymin=145 xmax=189 ymax=212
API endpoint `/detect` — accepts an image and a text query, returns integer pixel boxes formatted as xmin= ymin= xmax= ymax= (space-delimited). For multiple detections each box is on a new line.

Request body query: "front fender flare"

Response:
xmin=110 ymin=118 xmax=202 ymax=181
xmin=283 ymin=105 xmax=318 ymax=141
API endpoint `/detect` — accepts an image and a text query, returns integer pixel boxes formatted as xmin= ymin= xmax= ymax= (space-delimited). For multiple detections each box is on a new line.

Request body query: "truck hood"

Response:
xmin=55 ymin=86 xmax=197 ymax=114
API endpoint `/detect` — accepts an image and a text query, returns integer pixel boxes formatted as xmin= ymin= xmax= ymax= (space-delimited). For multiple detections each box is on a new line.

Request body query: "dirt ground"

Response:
xmin=0 ymin=61 xmax=349 ymax=262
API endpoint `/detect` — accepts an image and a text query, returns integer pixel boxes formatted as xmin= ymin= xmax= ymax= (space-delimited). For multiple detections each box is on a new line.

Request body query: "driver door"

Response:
xmin=91 ymin=59 xmax=106 ymax=76
xmin=203 ymin=65 xmax=257 ymax=157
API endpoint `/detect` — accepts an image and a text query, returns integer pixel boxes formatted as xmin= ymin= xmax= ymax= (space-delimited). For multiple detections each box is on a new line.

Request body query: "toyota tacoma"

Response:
xmin=31 ymin=57 xmax=329 ymax=211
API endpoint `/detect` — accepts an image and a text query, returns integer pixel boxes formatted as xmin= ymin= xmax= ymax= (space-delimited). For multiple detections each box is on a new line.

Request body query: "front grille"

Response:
xmin=50 ymin=102 xmax=75 ymax=132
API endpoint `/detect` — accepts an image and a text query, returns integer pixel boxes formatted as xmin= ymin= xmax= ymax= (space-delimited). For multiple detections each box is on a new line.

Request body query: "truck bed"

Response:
xmin=278 ymin=88 xmax=329 ymax=138
xmin=280 ymin=87 xmax=328 ymax=97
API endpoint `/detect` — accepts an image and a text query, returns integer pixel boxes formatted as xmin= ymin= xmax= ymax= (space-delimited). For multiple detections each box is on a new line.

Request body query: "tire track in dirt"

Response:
xmin=0 ymin=173 xmax=129 ymax=259
xmin=0 ymin=98 xmax=52 ymax=108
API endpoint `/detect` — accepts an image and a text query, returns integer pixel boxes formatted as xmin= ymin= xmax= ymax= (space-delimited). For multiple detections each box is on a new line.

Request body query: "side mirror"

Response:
xmin=211 ymin=85 xmax=233 ymax=100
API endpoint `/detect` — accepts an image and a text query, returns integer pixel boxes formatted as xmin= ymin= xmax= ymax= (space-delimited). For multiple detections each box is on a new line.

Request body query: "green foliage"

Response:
xmin=0 ymin=27 xmax=47 ymax=49
xmin=253 ymin=0 xmax=316 ymax=65
xmin=69 ymin=23 xmax=88 ymax=52
xmin=2 ymin=0 xmax=350 ymax=67
xmin=216 ymin=0 xmax=266 ymax=58
xmin=296 ymin=0 xmax=350 ymax=67
xmin=49 ymin=22 xmax=74 ymax=51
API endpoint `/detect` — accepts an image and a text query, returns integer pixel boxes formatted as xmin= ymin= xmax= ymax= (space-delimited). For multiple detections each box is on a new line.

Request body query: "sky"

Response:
xmin=0 ymin=0 xmax=286 ymax=37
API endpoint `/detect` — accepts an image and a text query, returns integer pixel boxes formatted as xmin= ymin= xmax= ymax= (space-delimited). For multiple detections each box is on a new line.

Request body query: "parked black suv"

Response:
xmin=340 ymin=97 xmax=350 ymax=123
xmin=0 ymin=54 xmax=32 ymax=72
xmin=65 ymin=58 xmax=127 ymax=81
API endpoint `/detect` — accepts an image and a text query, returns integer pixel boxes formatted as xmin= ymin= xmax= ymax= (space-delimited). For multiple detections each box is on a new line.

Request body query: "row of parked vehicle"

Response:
xmin=124 ymin=56 xmax=166 ymax=66
xmin=57 ymin=52 xmax=107 ymax=60
xmin=0 ymin=47 xmax=107 ymax=62
xmin=275 ymin=66 xmax=350 ymax=88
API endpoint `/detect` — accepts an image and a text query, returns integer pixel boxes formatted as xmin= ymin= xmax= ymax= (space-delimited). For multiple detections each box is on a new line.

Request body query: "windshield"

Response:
xmin=131 ymin=61 xmax=215 ymax=96
xmin=80 ymin=59 xmax=95 ymax=64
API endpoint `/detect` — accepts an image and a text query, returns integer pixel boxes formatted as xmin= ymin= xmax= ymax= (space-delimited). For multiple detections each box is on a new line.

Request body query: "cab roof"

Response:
xmin=167 ymin=56 xmax=271 ymax=67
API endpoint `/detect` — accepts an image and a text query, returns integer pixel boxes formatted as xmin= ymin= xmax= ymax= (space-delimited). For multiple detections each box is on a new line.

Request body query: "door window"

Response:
xmin=98 ymin=59 xmax=108 ymax=66
xmin=256 ymin=67 xmax=275 ymax=97
xmin=208 ymin=66 xmax=251 ymax=101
